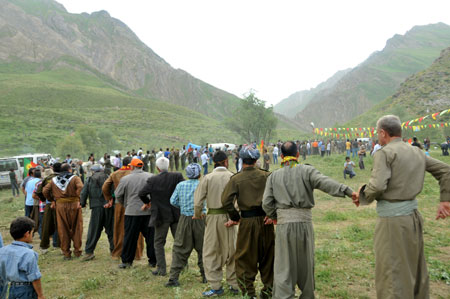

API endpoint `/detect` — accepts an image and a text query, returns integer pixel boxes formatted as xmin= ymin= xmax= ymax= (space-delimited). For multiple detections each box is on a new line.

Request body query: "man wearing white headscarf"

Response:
xmin=165 ymin=163 xmax=206 ymax=287
xmin=139 ymin=157 xmax=184 ymax=276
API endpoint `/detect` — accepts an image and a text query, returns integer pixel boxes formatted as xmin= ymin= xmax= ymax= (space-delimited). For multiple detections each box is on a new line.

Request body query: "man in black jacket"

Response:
xmin=80 ymin=164 xmax=113 ymax=261
xmin=139 ymin=157 xmax=184 ymax=276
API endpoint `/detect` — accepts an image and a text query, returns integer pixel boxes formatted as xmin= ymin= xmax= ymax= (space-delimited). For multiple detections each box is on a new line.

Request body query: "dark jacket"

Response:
xmin=138 ymin=171 xmax=184 ymax=227
xmin=80 ymin=172 xmax=109 ymax=208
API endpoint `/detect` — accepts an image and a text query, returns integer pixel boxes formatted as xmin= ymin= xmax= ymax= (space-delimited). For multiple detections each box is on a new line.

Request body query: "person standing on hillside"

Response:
xmin=262 ymin=141 xmax=356 ymax=299
xmin=352 ymin=139 xmax=359 ymax=157
xmin=169 ymin=147 xmax=175 ymax=172
xmin=263 ymin=149 xmax=270 ymax=171
xmin=142 ymin=151 xmax=150 ymax=172
xmin=80 ymin=165 xmax=113 ymax=261
xmin=358 ymin=145 xmax=366 ymax=170
xmin=194 ymin=151 xmax=239 ymax=297
xmin=138 ymin=157 xmax=184 ymax=276
xmin=354 ymin=115 xmax=450 ymax=299
xmin=165 ymin=163 xmax=206 ymax=287
xmin=114 ymin=159 xmax=156 ymax=268
xmin=174 ymin=148 xmax=180 ymax=171
xmin=201 ymin=150 xmax=209 ymax=175
xmin=36 ymin=162 xmax=61 ymax=253
xmin=9 ymin=168 xmax=20 ymax=197
xmin=180 ymin=146 xmax=187 ymax=170
xmin=24 ymin=170 xmax=41 ymax=218
xmin=149 ymin=150 xmax=156 ymax=173
xmin=43 ymin=163 xmax=83 ymax=260
xmin=272 ymin=146 xmax=279 ymax=164
xmin=102 ymin=156 xmax=144 ymax=261
xmin=222 ymin=147 xmax=274 ymax=299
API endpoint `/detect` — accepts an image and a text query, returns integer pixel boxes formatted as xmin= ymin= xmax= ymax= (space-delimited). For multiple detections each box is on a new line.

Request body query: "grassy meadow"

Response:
xmin=0 ymin=150 xmax=449 ymax=298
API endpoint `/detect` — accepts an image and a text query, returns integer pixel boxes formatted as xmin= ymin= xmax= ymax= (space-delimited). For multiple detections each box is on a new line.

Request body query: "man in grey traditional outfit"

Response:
xmin=355 ymin=115 xmax=450 ymax=299
xmin=263 ymin=141 xmax=356 ymax=299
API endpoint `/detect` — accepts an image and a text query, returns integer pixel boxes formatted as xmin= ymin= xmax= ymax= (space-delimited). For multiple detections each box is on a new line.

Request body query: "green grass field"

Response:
xmin=0 ymin=151 xmax=449 ymax=298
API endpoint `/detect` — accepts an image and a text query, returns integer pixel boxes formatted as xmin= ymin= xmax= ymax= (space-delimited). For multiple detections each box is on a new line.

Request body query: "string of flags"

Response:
xmin=312 ymin=108 xmax=450 ymax=138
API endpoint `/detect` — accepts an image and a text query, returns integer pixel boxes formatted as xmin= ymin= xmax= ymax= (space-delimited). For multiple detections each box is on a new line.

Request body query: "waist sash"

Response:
xmin=207 ymin=208 xmax=227 ymax=215
xmin=376 ymin=199 xmax=418 ymax=217
xmin=277 ymin=208 xmax=312 ymax=224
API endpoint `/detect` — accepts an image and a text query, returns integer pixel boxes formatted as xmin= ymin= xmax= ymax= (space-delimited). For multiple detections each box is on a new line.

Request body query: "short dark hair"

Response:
xmin=213 ymin=150 xmax=228 ymax=163
xmin=10 ymin=217 xmax=35 ymax=240
xmin=52 ymin=162 xmax=62 ymax=173
xmin=281 ymin=141 xmax=298 ymax=157
xmin=34 ymin=169 xmax=42 ymax=178
xmin=345 ymin=156 xmax=350 ymax=160
xmin=122 ymin=156 xmax=132 ymax=166
xmin=10 ymin=168 xmax=14 ymax=172
xmin=60 ymin=163 xmax=71 ymax=172
xmin=242 ymin=158 xmax=257 ymax=165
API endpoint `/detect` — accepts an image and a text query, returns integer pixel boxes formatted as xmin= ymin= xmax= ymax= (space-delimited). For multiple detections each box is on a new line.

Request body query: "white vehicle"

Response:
xmin=13 ymin=153 xmax=53 ymax=176
xmin=0 ymin=157 xmax=22 ymax=187
xmin=208 ymin=143 xmax=237 ymax=152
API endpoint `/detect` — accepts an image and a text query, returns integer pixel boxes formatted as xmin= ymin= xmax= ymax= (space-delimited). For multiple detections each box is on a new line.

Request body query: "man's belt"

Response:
xmin=56 ymin=197 xmax=79 ymax=203
xmin=376 ymin=199 xmax=417 ymax=217
xmin=207 ymin=208 xmax=227 ymax=215
xmin=277 ymin=208 xmax=312 ymax=224
xmin=10 ymin=282 xmax=32 ymax=286
xmin=241 ymin=207 xmax=266 ymax=218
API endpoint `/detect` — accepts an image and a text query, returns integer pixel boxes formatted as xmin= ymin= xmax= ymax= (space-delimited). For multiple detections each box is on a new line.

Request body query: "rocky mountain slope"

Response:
xmin=276 ymin=23 xmax=450 ymax=130
xmin=347 ymin=47 xmax=450 ymax=140
xmin=0 ymin=0 xmax=240 ymax=119
xmin=274 ymin=69 xmax=350 ymax=118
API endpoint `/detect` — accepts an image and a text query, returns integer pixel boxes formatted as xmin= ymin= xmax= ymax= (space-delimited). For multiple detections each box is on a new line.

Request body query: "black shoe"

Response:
xmin=165 ymin=279 xmax=180 ymax=287
xmin=152 ymin=269 xmax=166 ymax=276
xmin=148 ymin=262 xmax=157 ymax=268
xmin=118 ymin=263 xmax=132 ymax=269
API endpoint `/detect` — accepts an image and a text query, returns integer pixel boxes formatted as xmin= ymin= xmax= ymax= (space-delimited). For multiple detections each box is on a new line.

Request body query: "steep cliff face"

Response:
xmin=0 ymin=0 xmax=240 ymax=118
xmin=274 ymin=23 xmax=450 ymax=130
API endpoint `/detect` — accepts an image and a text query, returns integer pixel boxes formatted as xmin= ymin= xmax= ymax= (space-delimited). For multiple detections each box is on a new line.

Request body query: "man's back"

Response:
xmin=195 ymin=167 xmax=233 ymax=209
xmin=116 ymin=170 xmax=153 ymax=216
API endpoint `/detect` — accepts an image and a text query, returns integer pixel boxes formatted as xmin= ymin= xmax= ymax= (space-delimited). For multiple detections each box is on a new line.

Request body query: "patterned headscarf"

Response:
xmin=186 ymin=163 xmax=201 ymax=179
xmin=239 ymin=146 xmax=261 ymax=160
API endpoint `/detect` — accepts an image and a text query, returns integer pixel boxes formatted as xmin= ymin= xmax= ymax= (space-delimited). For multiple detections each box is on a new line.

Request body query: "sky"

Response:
xmin=57 ymin=0 xmax=450 ymax=106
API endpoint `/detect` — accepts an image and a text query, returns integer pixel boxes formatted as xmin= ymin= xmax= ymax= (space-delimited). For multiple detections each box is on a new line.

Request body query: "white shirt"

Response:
xmin=372 ymin=144 xmax=382 ymax=156
xmin=273 ymin=147 xmax=279 ymax=155
xmin=201 ymin=153 xmax=209 ymax=165
xmin=156 ymin=151 xmax=163 ymax=159
xmin=327 ymin=143 xmax=331 ymax=151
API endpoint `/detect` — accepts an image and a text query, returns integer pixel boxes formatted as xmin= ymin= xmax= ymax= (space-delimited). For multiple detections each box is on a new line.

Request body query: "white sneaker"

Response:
xmin=40 ymin=248 xmax=49 ymax=254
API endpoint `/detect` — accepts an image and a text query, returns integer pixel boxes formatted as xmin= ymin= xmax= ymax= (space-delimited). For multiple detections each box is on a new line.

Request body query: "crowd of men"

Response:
xmin=2 ymin=115 xmax=450 ymax=299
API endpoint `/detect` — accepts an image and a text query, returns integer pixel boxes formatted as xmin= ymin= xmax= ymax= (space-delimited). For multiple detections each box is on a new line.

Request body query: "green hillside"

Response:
xmin=346 ymin=47 xmax=450 ymax=141
xmin=0 ymin=63 xmax=303 ymax=157
xmin=0 ymin=66 xmax=240 ymax=157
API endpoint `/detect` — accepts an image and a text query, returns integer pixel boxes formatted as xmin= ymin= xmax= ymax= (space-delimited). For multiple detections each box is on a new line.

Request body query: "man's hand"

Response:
xmin=224 ymin=220 xmax=239 ymax=227
xmin=50 ymin=201 xmax=55 ymax=209
xmin=436 ymin=202 xmax=450 ymax=220
xmin=192 ymin=214 xmax=206 ymax=220
xmin=77 ymin=202 xmax=82 ymax=209
xmin=104 ymin=200 xmax=113 ymax=209
xmin=352 ymin=191 xmax=360 ymax=207
xmin=264 ymin=216 xmax=273 ymax=225
xmin=141 ymin=203 xmax=151 ymax=211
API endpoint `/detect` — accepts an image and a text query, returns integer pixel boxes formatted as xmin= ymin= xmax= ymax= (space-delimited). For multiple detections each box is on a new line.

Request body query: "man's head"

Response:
xmin=10 ymin=216 xmax=35 ymax=242
xmin=60 ymin=163 xmax=72 ymax=173
xmin=156 ymin=157 xmax=169 ymax=172
xmin=122 ymin=156 xmax=132 ymax=167
xmin=345 ymin=156 xmax=350 ymax=161
xmin=239 ymin=147 xmax=260 ymax=166
xmin=376 ymin=115 xmax=402 ymax=146
xmin=52 ymin=162 xmax=62 ymax=173
xmin=34 ymin=169 xmax=42 ymax=179
xmin=91 ymin=164 xmax=104 ymax=173
xmin=66 ymin=154 xmax=71 ymax=158
xmin=28 ymin=167 xmax=35 ymax=177
xmin=281 ymin=141 xmax=299 ymax=158
xmin=186 ymin=163 xmax=201 ymax=179
xmin=213 ymin=150 xmax=228 ymax=168
xmin=129 ymin=158 xmax=144 ymax=170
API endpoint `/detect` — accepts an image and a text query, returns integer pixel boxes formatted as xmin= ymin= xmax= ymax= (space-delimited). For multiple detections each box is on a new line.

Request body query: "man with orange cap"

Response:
xmin=115 ymin=158 xmax=156 ymax=268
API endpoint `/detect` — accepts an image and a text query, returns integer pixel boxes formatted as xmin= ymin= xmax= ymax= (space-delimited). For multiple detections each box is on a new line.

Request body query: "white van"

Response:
xmin=208 ymin=143 xmax=237 ymax=152
xmin=0 ymin=158 xmax=22 ymax=187
xmin=14 ymin=153 xmax=53 ymax=176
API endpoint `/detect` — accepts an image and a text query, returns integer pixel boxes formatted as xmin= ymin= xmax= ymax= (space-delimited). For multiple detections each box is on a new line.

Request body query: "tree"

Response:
xmin=56 ymin=135 xmax=86 ymax=159
xmin=225 ymin=91 xmax=278 ymax=142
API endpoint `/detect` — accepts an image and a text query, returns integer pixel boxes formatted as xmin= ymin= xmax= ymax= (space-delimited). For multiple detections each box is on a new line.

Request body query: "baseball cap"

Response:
xmin=129 ymin=158 xmax=144 ymax=167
